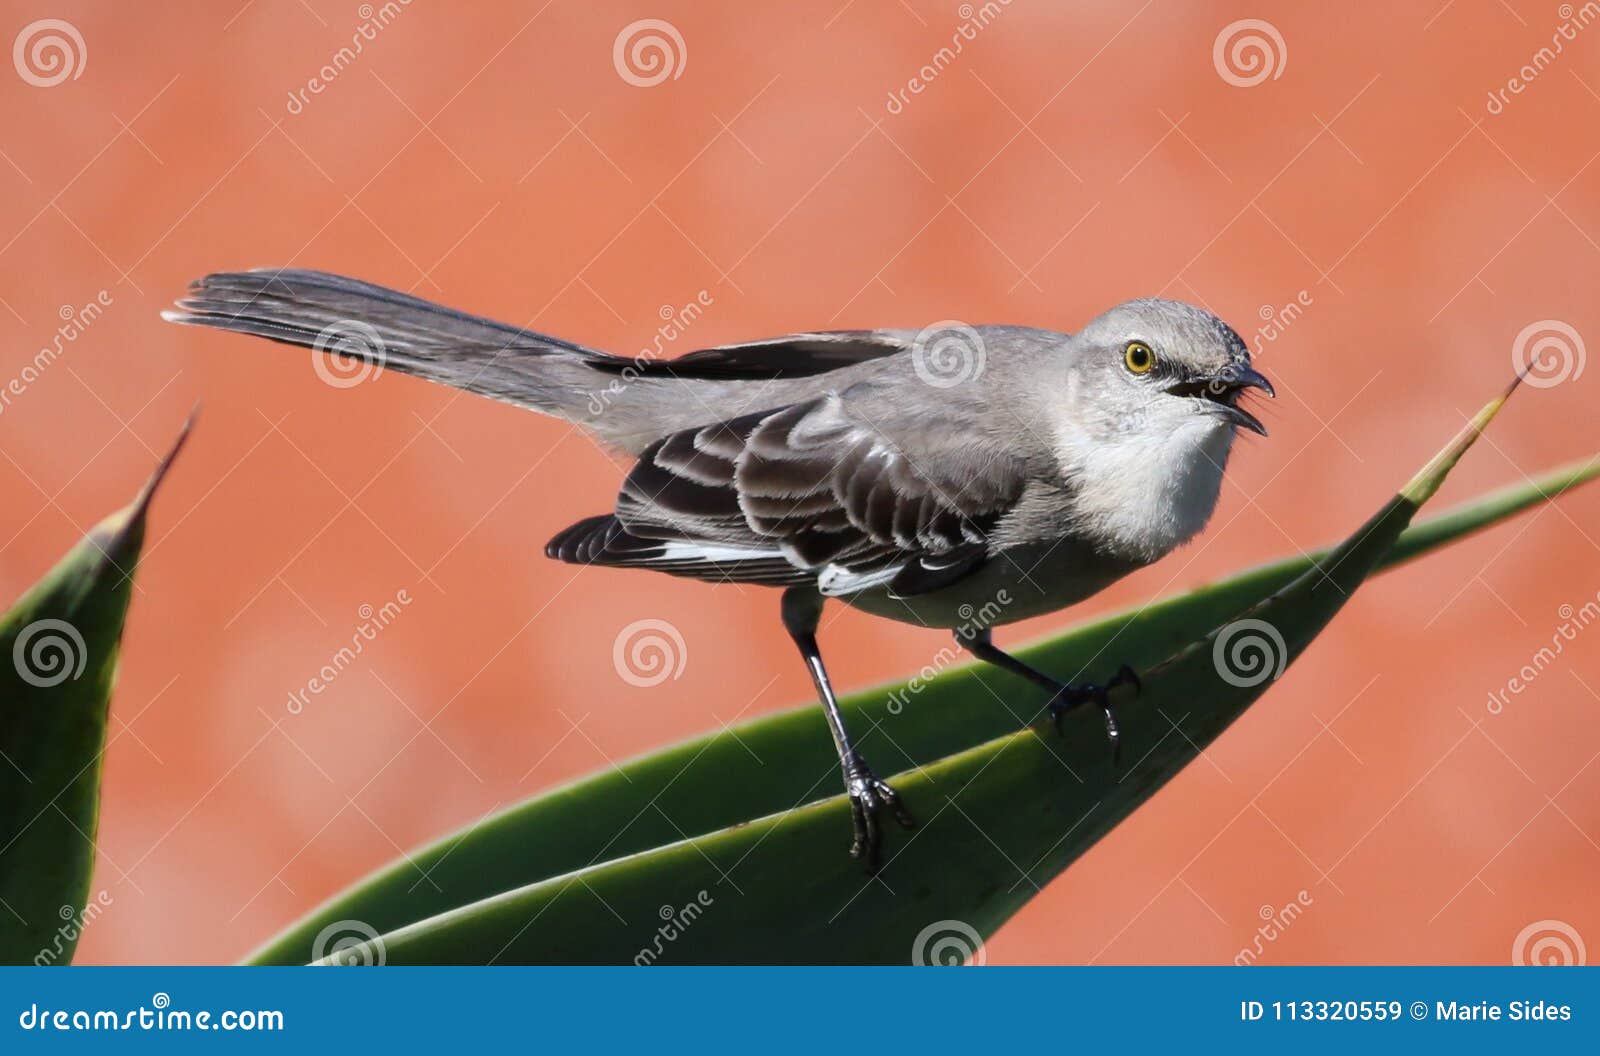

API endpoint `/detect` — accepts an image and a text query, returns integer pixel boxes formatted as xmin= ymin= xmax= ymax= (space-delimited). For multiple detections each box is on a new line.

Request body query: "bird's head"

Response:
xmin=1068 ymin=297 xmax=1274 ymax=441
xmin=1047 ymin=298 xmax=1276 ymax=561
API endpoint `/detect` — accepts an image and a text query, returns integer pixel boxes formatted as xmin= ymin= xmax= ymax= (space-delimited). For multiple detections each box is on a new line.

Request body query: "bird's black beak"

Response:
xmin=1166 ymin=364 xmax=1275 ymax=437
xmin=1214 ymin=364 xmax=1275 ymax=399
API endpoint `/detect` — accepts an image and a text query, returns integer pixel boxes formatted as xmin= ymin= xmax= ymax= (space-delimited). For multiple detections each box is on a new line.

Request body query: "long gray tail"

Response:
xmin=162 ymin=268 xmax=670 ymax=445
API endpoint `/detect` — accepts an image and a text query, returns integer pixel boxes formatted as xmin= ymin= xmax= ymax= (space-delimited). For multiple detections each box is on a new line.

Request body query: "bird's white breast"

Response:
xmin=1056 ymin=416 xmax=1233 ymax=564
xmin=839 ymin=417 xmax=1237 ymax=631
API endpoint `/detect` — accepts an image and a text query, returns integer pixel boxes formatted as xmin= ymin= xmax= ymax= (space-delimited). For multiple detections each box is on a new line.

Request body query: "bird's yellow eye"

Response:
xmin=1124 ymin=341 xmax=1155 ymax=374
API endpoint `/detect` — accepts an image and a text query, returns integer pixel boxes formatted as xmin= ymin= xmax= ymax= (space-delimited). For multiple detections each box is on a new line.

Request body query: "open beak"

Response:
xmin=1166 ymin=365 xmax=1275 ymax=437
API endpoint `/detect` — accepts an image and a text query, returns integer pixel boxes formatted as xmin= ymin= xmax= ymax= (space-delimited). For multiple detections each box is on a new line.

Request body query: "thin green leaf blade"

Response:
xmin=0 ymin=423 xmax=187 ymax=966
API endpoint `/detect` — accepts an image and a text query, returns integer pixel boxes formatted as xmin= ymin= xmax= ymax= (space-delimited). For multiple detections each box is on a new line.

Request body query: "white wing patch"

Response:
xmin=816 ymin=562 xmax=906 ymax=596
xmin=657 ymin=541 xmax=789 ymax=565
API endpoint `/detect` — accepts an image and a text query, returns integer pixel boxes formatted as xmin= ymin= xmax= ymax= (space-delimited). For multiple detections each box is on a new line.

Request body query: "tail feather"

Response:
xmin=163 ymin=268 xmax=620 ymax=425
xmin=163 ymin=267 xmax=903 ymax=454
xmin=165 ymin=268 xmax=596 ymax=356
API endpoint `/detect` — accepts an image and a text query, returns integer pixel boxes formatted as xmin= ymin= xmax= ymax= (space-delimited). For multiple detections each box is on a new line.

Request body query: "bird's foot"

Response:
xmin=844 ymin=753 xmax=915 ymax=872
xmin=1048 ymin=665 xmax=1141 ymax=764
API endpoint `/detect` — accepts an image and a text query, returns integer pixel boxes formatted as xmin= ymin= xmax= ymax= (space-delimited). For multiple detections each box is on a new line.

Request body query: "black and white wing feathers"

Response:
xmin=546 ymin=394 xmax=1026 ymax=597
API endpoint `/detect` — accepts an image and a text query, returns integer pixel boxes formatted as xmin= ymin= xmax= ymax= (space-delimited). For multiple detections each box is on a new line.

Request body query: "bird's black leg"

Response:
xmin=953 ymin=627 xmax=1139 ymax=761
xmin=781 ymin=587 xmax=914 ymax=870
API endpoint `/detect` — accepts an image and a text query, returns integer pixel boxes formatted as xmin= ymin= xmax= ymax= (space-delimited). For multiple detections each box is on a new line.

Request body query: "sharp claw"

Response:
xmin=1104 ymin=709 xmax=1122 ymax=766
xmin=879 ymin=781 xmax=916 ymax=830
xmin=843 ymin=758 xmax=907 ymax=872
xmin=848 ymin=798 xmax=868 ymax=859
xmin=1044 ymin=665 xmax=1140 ymax=764
xmin=858 ymin=794 xmax=881 ymax=872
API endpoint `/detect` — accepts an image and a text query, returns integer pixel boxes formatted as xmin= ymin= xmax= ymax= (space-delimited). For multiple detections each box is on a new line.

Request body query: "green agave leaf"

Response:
xmin=252 ymin=384 xmax=1600 ymax=964
xmin=293 ymin=381 xmax=1528 ymax=964
xmin=0 ymin=420 xmax=188 ymax=966
xmin=266 ymin=461 xmax=1600 ymax=961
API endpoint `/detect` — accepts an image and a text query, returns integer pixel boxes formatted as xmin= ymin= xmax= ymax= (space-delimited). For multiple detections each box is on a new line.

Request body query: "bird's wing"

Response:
xmin=547 ymin=392 xmax=1030 ymax=596
xmin=606 ymin=331 xmax=912 ymax=380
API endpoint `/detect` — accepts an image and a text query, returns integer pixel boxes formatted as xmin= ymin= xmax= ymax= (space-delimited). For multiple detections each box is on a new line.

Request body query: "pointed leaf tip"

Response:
xmin=0 ymin=414 xmax=190 ymax=964
xmin=132 ymin=408 xmax=195 ymax=520
xmin=86 ymin=412 xmax=194 ymax=555
xmin=1401 ymin=373 xmax=1522 ymax=506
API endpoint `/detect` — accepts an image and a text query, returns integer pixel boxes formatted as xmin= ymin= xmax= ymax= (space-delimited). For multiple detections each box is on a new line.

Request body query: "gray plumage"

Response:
xmin=165 ymin=268 xmax=1270 ymax=630
xmin=165 ymin=266 xmax=1273 ymax=865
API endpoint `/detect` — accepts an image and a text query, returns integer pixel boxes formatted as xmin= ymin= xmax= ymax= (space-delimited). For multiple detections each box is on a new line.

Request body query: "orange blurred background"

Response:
xmin=1 ymin=0 xmax=1596 ymax=965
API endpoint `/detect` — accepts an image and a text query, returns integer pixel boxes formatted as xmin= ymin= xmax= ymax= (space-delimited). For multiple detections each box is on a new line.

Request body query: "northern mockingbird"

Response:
xmin=165 ymin=270 xmax=1273 ymax=867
